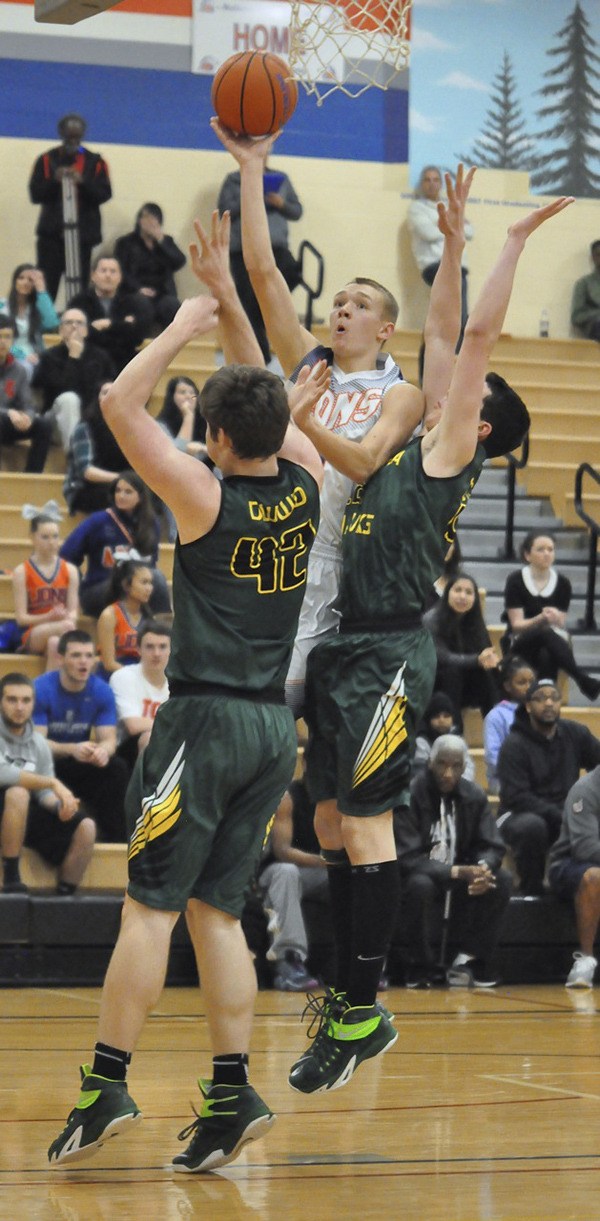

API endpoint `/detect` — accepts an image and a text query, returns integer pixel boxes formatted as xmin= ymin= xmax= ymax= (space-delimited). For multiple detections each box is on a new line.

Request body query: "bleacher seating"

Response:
xmin=1 ymin=325 xmax=599 ymax=986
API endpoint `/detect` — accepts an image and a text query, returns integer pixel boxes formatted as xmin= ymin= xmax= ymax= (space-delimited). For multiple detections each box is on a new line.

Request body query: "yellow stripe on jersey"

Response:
xmin=128 ymin=742 xmax=185 ymax=862
xmin=352 ymin=664 xmax=408 ymax=789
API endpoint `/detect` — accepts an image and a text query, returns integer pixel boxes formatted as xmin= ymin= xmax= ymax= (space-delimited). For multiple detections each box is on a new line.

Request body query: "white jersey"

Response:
xmin=285 ymin=352 xmax=403 ymax=710
xmin=109 ymin=664 xmax=169 ymax=742
xmin=312 ymin=354 xmax=403 ymax=560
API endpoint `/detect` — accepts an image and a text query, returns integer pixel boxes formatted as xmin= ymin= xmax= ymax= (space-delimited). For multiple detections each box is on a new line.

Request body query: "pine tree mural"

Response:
xmin=530 ymin=1 xmax=600 ymax=198
xmin=457 ymin=51 xmax=533 ymax=170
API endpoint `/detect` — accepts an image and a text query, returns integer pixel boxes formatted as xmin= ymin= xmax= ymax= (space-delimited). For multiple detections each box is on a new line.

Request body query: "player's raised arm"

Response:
xmin=423 ymin=195 xmax=574 ymax=476
xmin=422 ymin=165 xmax=475 ymax=427
xmin=211 ymin=119 xmax=314 ymax=374
xmin=279 ymin=362 xmax=327 ymax=489
xmin=190 ymin=210 xmax=265 ymax=368
xmin=101 ymin=297 xmax=222 ymax=533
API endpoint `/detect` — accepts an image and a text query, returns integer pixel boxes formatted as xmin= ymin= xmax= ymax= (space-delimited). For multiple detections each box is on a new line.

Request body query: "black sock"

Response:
xmin=325 ymin=857 xmax=354 ymax=993
xmin=56 ymin=881 xmax=77 ymax=896
xmin=212 ymin=1054 xmax=249 ymax=1086
xmin=92 ymin=1042 xmax=131 ymax=1081
xmin=3 ymin=857 xmax=21 ymax=886
xmin=346 ymin=859 xmax=400 ymax=1010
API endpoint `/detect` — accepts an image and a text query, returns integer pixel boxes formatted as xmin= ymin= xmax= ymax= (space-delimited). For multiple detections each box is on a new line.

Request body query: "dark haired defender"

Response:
xmin=48 ymin=225 xmax=326 ymax=1172
xmin=287 ymin=172 xmax=572 ymax=1094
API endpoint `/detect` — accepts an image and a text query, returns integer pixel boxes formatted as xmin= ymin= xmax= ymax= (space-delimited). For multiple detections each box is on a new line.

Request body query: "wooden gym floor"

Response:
xmin=2 ymin=985 xmax=600 ymax=1220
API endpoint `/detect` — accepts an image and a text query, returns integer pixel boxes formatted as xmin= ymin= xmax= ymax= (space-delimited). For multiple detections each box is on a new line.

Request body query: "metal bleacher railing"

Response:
xmin=574 ymin=462 xmax=600 ymax=632
xmin=499 ymin=430 xmax=530 ymax=561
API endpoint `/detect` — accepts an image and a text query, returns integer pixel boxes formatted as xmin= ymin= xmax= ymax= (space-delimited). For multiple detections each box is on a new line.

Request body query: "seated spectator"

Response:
xmin=502 ymin=530 xmax=600 ymax=701
xmin=60 ymin=469 xmax=171 ymax=617
xmin=110 ymin=619 xmax=170 ymax=768
xmin=68 ymin=255 xmax=150 ymax=373
xmin=425 ymin=536 xmax=463 ymax=611
xmin=497 ymin=677 xmax=600 ymax=895
xmin=423 ymin=572 xmax=500 ymax=729
xmin=548 ymin=765 xmax=600 ymax=989
xmin=96 ymin=560 xmax=153 ymax=680
xmin=483 ymin=656 xmax=535 ymax=795
xmin=32 ymin=307 xmax=114 ymax=451
xmin=33 ymin=630 xmax=130 ymax=842
xmin=155 ymin=376 xmax=208 ymax=540
xmin=412 ymin=692 xmax=475 ymax=781
xmin=63 ymin=382 xmax=128 ymax=515
xmin=114 ymin=203 xmax=186 ymax=333
xmin=257 ymin=763 xmax=326 ymax=991
xmin=571 ymin=240 xmax=600 ymax=341
xmin=396 ymin=735 xmax=512 ymax=989
xmin=0 ymin=314 xmax=53 ymax=473
xmin=0 ymin=264 xmax=59 ymax=380
xmin=12 ymin=510 xmax=79 ymax=671
xmin=0 ymin=671 xmax=93 ymax=894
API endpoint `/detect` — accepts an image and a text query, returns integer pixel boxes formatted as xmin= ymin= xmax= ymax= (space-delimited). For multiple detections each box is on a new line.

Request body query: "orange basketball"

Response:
xmin=211 ymin=51 xmax=298 ymax=137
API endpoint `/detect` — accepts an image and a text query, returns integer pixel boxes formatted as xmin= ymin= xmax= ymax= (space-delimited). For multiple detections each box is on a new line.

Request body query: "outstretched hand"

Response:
xmin=436 ymin=163 xmax=476 ymax=241
xmin=173 ymin=295 xmax=220 ymax=339
xmin=190 ymin=211 xmax=232 ymax=296
xmin=210 ymin=117 xmax=281 ymax=165
xmin=508 ymin=195 xmax=574 ymax=243
xmin=288 ymin=360 xmax=330 ymax=430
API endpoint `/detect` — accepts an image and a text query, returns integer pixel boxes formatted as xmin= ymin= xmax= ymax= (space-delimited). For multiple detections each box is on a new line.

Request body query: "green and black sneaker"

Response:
xmin=48 ymin=1064 xmax=141 ymax=1166
xmin=288 ymin=992 xmax=398 ymax=1094
xmin=172 ymin=1080 xmax=276 ymax=1173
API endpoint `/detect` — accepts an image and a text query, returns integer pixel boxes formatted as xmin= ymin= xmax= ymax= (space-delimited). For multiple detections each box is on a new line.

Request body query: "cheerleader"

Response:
xmin=12 ymin=510 xmax=79 ymax=670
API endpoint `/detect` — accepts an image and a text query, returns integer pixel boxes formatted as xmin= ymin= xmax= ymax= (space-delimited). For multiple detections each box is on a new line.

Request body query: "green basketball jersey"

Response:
xmin=168 ymin=459 xmax=320 ymax=695
xmin=338 ymin=438 xmax=485 ymax=624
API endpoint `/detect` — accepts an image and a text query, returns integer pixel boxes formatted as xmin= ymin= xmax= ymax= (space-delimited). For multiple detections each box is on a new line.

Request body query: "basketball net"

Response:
xmin=289 ymin=0 xmax=411 ymax=103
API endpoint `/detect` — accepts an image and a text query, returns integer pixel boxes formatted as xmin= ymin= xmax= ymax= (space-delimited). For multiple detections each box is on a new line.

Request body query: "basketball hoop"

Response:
xmin=289 ymin=0 xmax=411 ymax=103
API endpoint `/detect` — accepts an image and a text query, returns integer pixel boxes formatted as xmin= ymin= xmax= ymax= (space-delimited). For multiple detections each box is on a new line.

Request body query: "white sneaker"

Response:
xmin=565 ymin=952 xmax=597 ymax=989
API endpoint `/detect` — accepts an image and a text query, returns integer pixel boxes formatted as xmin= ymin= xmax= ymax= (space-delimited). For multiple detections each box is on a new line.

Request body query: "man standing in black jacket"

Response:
xmin=396 ymin=735 xmax=511 ymax=988
xmin=29 ymin=114 xmax=112 ymax=302
xmin=497 ymin=677 xmax=600 ymax=895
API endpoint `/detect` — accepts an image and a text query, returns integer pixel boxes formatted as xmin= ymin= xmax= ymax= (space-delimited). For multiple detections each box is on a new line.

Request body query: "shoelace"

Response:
xmin=300 ymin=989 xmax=346 ymax=1042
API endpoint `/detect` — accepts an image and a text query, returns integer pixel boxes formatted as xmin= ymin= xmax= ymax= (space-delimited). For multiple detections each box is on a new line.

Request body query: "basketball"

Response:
xmin=211 ymin=51 xmax=298 ymax=137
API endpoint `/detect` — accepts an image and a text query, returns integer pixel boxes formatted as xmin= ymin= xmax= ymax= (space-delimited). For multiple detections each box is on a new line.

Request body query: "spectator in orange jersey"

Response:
xmin=12 ymin=511 xmax=79 ymax=670
xmin=95 ymin=560 xmax=153 ymax=680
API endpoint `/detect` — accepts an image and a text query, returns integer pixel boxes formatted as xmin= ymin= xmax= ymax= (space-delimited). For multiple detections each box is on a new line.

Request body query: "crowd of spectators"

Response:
xmin=1 ymin=134 xmax=599 ymax=997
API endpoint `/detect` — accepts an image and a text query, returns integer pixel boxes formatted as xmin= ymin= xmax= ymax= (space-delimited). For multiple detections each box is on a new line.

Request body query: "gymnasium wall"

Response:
xmin=0 ymin=0 xmax=598 ymax=337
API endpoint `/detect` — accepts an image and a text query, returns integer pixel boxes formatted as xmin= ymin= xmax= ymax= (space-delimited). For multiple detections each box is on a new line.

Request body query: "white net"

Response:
xmin=289 ymin=0 xmax=411 ymax=103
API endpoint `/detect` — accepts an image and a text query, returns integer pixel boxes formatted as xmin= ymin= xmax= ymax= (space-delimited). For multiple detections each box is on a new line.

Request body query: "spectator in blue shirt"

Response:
xmin=33 ymin=629 xmax=130 ymax=841
xmin=483 ymin=656 xmax=535 ymax=794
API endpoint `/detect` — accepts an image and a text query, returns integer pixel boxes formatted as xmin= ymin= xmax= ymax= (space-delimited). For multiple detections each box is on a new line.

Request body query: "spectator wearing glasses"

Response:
xmin=32 ymin=307 xmax=114 ymax=450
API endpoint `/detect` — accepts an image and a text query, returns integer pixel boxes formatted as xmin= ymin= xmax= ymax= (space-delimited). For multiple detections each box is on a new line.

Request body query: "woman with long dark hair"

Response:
xmin=423 ymin=571 xmax=500 ymax=728
xmin=63 ymin=381 xmax=128 ymax=515
xmin=96 ymin=559 xmax=153 ymax=679
xmin=0 ymin=263 xmax=59 ymax=376
xmin=155 ymin=376 xmax=208 ymax=540
xmin=502 ymin=529 xmax=600 ymax=701
xmin=60 ymin=469 xmax=171 ymax=616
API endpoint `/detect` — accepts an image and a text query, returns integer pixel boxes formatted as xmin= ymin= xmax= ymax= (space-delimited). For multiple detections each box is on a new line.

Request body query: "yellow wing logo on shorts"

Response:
xmin=352 ymin=664 xmax=408 ymax=788
xmin=128 ymin=742 xmax=185 ymax=862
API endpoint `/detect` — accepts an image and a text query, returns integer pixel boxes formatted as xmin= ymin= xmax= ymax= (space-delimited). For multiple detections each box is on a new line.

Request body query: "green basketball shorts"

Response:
xmin=125 ymin=693 xmax=297 ymax=915
xmin=304 ymin=628 xmax=436 ymax=816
